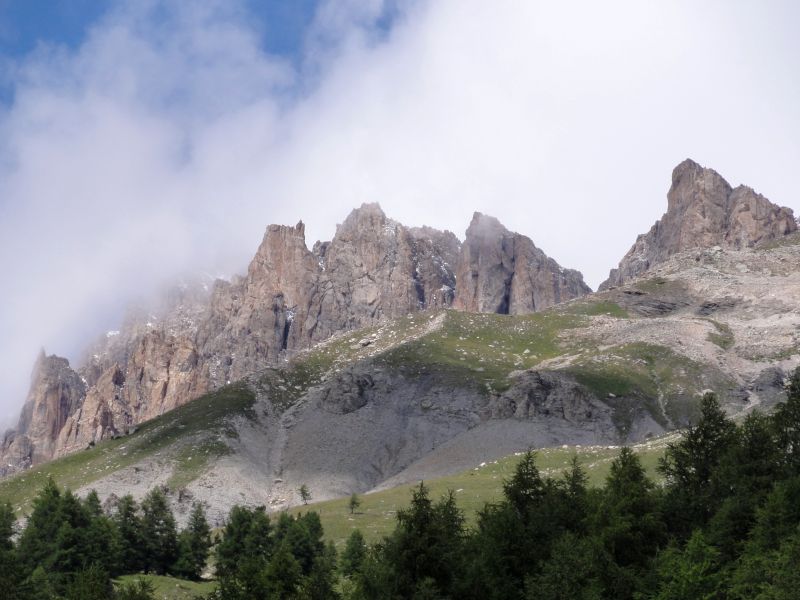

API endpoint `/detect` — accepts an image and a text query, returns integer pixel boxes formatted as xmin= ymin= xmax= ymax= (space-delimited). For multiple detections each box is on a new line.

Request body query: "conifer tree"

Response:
xmin=651 ymin=531 xmax=721 ymax=600
xmin=773 ymin=366 xmax=800 ymax=474
xmin=17 ymin=477 xmax=62 ymax=573
xmin=659 ymin=393 xmax=736 ymax=535
xmin=264 ymin=542 xmax=302 ymax=598
xmin=362 ymin=483 xmax=465 ymax=599
xmin=527 ymin=532 xmax=603 ymax=600
xmin=0 ymin=502 xmax=25 ymax=600
xmin=81 ymin=490 xmax=122 ymax=576
xmin=215 ymin=505 xmax=273 ymax=579
xmin=348 ymin=493 xmax=361 ymax=515
xmin=595 ymin=447 xmax=664 ymax=599
xmin=140 ymin=488 xmax=178 ymax=575
xmin=114 ymin=495 xmax=144 ymax=574
xmin=340 ymin=529 xmax=366 ymax=577
xmin=503 ymin=450 xmax=545 ymax=520
xmin=51 ymin=489 xmax=93 ymax=578
xmin=174 ymin=503 xmax=211 ymax=580
xmin=300 ymin=541 xmax=338 ymax=600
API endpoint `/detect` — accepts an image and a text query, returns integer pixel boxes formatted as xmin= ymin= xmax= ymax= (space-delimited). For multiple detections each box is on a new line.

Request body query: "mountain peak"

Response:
xmin=600 ymin=161 xmax=797 ymax=289
xmin=455 ymin=212 xmax=589 ymax=314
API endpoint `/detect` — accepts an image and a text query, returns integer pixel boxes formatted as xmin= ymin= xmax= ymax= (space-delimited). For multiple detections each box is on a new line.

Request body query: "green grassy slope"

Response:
xmin=290 ymin=437 xmax=672 ymax=547
xmin=114 ymin=574 xmax=216 ymax=599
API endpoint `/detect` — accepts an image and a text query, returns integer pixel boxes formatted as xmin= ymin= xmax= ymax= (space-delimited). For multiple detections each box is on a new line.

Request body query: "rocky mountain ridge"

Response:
xmin=3 ymin=158 xmax=797 ymax=485
xmin=3 ymin=233 xmax=800 ymax=523
xmin=1 ymin=204 xmax=588 ymax=475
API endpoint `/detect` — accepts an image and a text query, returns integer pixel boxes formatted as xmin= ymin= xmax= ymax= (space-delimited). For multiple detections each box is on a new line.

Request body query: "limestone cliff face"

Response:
xmin=2 ymin=204 xmax=587 ymax=473
xmin=197 ymin=221 xmax=321 ymax=385
xmin=454 ymin=213 xmax=591 ymax=314
xmin=0 ymin=353 xmax=86 ymax=472
xmin=312 ymin=204 xmax=459 ymax=334
xmin=195 ymin=204 xmax=461 ymax=387
xmin=600 ymin=159 xmax=797 ymax=289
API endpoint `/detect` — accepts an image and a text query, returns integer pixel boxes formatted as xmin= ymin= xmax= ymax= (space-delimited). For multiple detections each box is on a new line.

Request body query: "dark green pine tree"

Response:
xmin=264 ymin=542 xmax=303 ymax=598
xmin=340 ymin=529 xmax=366 ymax=578
xmin=731 ymin=528 xmax=800 ymax=599
xmin=503 ymin=450 xmax=545 ymax=520
xmin=0 ymin=502 xmax=27 ymax=600
xmin=16 ymin=477 xmax=62 ymax=573
xmin=114 ymin=495 xmax=145 ymax=574
xmin=140 ymin=488 xmax=178 ymax=575
xmin=173 ymin=503 xmax=212 ymax=580
xmin=215 ymin=505 xmax=273 ymax=580
xmin=24 ymin=566 xmax=58 ymax=600
xmin=773 ymin=366 xmax=800 ymax=474
xmin=363 ymin=483 xmax=465 ymax=599
xmin=659 ymin=393 xmax=737 ymax=536
xmin=651 ymin=531 xmax=722 ymax=600
xmin=526 ymin=532 xmax=603 ymax=600
xmin=594 ymin=447 xmax=665 ymax=600
xmin=705 ymin=411 xmax=782 ymax=561
xmin=746 ymin=475 xmax=800 ymax=553
xmin=300 ymin=541 xmax=338 ymax=600
xmin=278 ymin=512 xmax=325 ymax=576
xmin=82 ymin=490 xmax=122 ymax=576
xmin=83 ymin=490 xmax=103 ymax=518
xmin=51 ymin=489 xmax=93 ymax=578
xmin=461 ymin=450 xmax=576 ymax=600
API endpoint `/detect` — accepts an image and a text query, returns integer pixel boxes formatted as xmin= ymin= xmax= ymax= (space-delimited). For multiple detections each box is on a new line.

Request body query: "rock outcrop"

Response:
xmin=1 ymin=352 xmax=86 ymax=472
xmin=454 ymin=213 xmax=591 ymax=314
xmin=2 ymin=203 xmax=588 ymax=474
xmin=600 ymin=159 xmax=797 ymax=289
xmin=196 ymin=204 xmax=461 ymax=387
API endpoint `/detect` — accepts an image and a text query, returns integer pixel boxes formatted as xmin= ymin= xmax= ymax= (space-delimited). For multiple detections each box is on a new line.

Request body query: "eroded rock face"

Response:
xmin=197 ymin=221 xmax=321 ymax=384
xmin=491 ymin=371 xmax=612 ymax=424
xmin=601 ymin=159 xmax=797 ymax=289
xmin=196 ymin=204 xmax=461 ymax=387
xmin=0 ymin=352 xmax=86 ymax=472
xmin=2 ymin=204 xmax=588 ymax=473
xmin=454 ymin=213 xmax=591 ymax=314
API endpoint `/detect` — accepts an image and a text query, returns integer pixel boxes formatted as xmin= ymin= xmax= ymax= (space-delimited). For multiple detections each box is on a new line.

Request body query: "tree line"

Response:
xmin=0 ymin=482 xmax=212 ymax=599
xmin=2 ymin=366 xmax=800 ymax=599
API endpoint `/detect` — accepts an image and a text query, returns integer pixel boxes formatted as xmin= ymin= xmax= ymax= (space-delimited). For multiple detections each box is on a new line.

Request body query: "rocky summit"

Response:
xmin=600 ymin=159 xmax=797 ymax=290
xmin=454 ymin=212 xmax=591 ymax=314
xmin=0 ymin=204 xmax=589 ymax=475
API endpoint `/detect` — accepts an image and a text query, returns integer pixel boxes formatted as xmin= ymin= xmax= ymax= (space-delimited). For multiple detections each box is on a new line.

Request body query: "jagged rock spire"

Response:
xmin=600 ymin=159 xmax=797 ymax=289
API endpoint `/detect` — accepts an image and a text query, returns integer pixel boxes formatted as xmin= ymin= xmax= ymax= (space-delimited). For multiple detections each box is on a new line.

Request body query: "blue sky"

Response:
xmin=0 ymin=0 xmax=321 ymax=102
xmin=0 ymin=0 xmax=318 ymax=58
xmin=0 ymin=0 xmax=115 ymax=58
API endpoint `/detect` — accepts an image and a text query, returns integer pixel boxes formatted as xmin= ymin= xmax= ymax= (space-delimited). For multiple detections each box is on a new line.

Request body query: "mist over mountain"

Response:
xmin=1 ymin=1 xmax=799 ymax=435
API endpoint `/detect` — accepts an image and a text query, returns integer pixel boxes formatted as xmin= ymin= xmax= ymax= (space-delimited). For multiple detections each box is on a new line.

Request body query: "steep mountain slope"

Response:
xmin=600 ymin=159 xmax=797 ymax=289
xmin=3 ymin=159 xmax=798 ymax=526
xmin=1 ymin=205 xmax=589 ymax=475
xmin=2 ymin=231 xmax=799 ymax=524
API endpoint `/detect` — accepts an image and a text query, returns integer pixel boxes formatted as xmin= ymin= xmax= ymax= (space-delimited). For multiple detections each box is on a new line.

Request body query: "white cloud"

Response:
xmin=1 ymin=0 xmax=798 ymax=426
